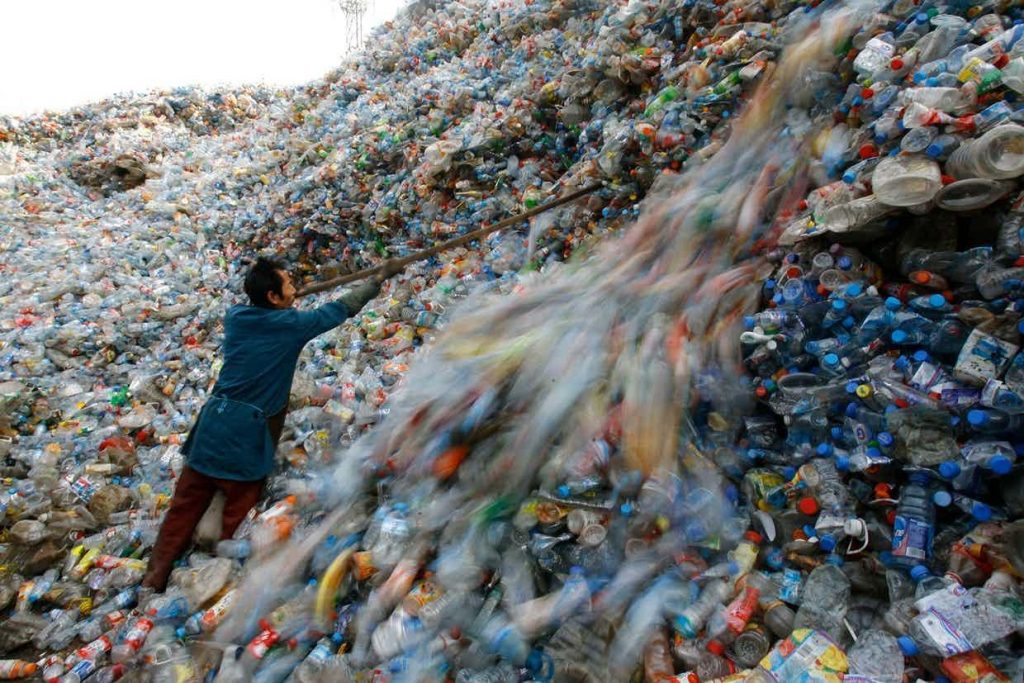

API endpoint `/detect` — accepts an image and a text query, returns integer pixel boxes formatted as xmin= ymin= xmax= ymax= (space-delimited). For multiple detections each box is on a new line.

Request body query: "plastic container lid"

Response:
xmin=819 ymin=534 xmax=837 ymax=552
xmin=831 ymin=299 xmax=847 ymax=311
xmin=928 ymin=293 xmax=946 ymax=307
xmin=972 ymin=502 xmax=993 ymax=522
xmin=967 ymin=409 xmax=989 ymax=426
xmin=988 ymin=454 xmax=1013 ymax=475
xmin=823 ymin=353 xmax=840 ymax=368
xmin=939 ymin=461 xmax=961 ymax=479
xmin=797 ymin=497 xmax=819 ymax=515
xmin=933 ymin=490 xmax=953 ymax=507
xmin=885 ymin=296 xmax=902 ymax=310
xmin=910 ymin=565 xmax=932 ymax=582
xmin=891 ymin=329 xmax=910 ymax=344
xmin=897 ymin=636 xmax=919 ymax=656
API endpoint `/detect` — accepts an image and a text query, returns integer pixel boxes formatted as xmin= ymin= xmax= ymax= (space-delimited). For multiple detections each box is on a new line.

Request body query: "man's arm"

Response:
xmin=290 ymin=260 xmax=403 ymax=342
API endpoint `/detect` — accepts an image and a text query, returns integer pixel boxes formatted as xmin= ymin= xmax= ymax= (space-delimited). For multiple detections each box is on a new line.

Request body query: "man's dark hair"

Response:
xmin=244 ymin=257 xmax=286 ymax=308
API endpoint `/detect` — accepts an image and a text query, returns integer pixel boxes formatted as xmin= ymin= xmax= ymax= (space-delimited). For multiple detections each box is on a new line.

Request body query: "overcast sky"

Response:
xmin=1 ymin=0 xmax=404 ymax=117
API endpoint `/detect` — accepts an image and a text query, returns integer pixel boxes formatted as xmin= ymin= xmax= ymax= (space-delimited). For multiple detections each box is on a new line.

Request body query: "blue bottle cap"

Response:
xmin=933 ymin=490 xmax=952 ymax=507
xmin=831 ymin=426 xmax=844 ymax=441
xmin=845 ymin=402 xmax=859 ymax=418
xmin=897 ymin=636 xmax=919 ymax=657
xmin=842 ymin=315 xmax=857 ymax=329
xmin=836 ymin=455 xmax=851 ymax=471
xmin=989 ymin=455 xmax=1013 ymax=475
xmin=912 ymin=350 xmax=929 ymax=363
xmin=803 ymin=524 xmax=818 ymax=538
xmin=928 ymin=293 xmax=946 ymax=308
xmin=847 ymin=283 xmax=864 ymax=297
xmin=973 ymin=502 xmax=993 ymax=522
xmin=175 ymin=627 xmax=187 ymax=640
xmin=891 ymin=329 xmax=909 ymax=344
xmin=910 ymin=564 xmax=932 ymax=582
xmin=845 ymin=381 xmax=860 ymax=394
xmin=837 ymin=256 xmax=853 ymax=270
xmin=743 ymin=316 xmax=756 ymax=330
xmin=831 ymin=299 xmax=847 ymax=311
xmin=782 ymin=466 xmax=796 ymax=480
xmin=557 ymin=484 xmax=571 ymax=498
xmin=819 ymin=534 xmax=836 ymax=552
xmin=823 ymin=353 xmax=840 ymax=368
xmin=925 ymin=142 xmax=942 ymax=158
xmin=816 ymin=442 xmax=833 ymax=457
xmin=620 ymin=502 xmax=634 ymax=517
xmin=867 ymin=446 xmax=883 ymax=460
xmin=939 ymin=461 xmax=961 ymax=479
xmin=967 ymin=409 xmax=988 ymax=427
xmin=885 ymin=297 xmax=902 ymax=310
xmin=878 ymin=432 xmax=894 ymax=448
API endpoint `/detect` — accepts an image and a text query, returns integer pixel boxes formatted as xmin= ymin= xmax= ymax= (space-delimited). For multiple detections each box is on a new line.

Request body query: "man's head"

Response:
xmin=244 ymin=257 xmax=296 ymax=309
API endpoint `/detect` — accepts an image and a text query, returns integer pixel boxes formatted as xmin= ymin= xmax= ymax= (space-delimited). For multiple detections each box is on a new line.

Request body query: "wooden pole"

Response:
xmin=296 ymin=182 xmax=603 ymax=298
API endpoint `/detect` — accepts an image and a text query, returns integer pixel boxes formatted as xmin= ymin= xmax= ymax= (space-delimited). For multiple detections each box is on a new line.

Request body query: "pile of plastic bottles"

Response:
xmin=4 ymin=0 xmax=1024 ymax=680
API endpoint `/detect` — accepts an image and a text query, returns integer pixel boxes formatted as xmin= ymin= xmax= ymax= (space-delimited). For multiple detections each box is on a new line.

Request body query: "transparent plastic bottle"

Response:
xmin=891 ymin=472 xmax=935 ymax=568
xmin=846 ymin=629 xmax=905 ymax=683
xmin=871 ymin=155 xmax=943 ymax=207
xmin=793 ymin=565 xmax=850 ymax=643
xmin=947 ymin=124 xmax=1024 ymax=179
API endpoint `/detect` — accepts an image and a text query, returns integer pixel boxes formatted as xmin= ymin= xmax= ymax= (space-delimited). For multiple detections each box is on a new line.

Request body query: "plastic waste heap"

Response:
xmin=4 ymin=0 xmax=1024 ymax=681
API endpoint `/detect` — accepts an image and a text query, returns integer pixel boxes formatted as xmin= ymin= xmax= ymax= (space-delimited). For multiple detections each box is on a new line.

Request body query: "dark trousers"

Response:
xmin=143 ymin=465 xmax=265 ymax=591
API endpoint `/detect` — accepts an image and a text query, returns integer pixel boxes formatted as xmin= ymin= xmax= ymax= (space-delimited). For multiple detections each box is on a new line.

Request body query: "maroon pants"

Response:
xmin=143 ymin=465 xmax=265 ymax=591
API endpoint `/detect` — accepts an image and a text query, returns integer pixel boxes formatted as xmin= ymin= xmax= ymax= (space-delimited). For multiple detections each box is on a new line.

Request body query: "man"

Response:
xmin=142 ymin=256 xmax=401 ymax=591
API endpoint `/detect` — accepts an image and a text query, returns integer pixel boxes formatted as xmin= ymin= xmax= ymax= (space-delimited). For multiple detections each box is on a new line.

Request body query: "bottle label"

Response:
xmin=892 ymin=515 xmax=930 ymax=560
xmin=916 ymin=608 xmax=973 ymax=655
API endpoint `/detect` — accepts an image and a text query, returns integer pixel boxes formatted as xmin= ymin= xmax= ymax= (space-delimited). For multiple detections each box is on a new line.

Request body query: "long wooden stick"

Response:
xmin=296 ymin=182 xmax=603 ymax=297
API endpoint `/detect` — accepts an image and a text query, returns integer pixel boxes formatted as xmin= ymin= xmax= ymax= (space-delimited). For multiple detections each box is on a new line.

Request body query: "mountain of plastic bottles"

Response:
xmin=5 ymin=0 xmax=1024 ymax=681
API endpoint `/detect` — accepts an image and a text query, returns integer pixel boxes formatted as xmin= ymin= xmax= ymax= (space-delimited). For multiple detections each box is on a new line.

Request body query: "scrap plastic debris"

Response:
xmin=4 ymin=0 xmax=1024 ymax=681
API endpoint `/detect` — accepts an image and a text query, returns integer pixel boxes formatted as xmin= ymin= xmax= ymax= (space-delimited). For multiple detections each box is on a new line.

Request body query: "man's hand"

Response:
xmin=373 ymin=258 xmax=405 ymax=283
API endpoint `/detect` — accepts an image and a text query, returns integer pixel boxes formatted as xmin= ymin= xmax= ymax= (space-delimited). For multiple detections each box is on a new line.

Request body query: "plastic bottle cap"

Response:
xmin=967 ymin=410 xmax=988 ymax=427
xmin=973 ymin=502 xmax=993 ymax=522
xmin=877 ymin=432 xmax=894 ymax=447
xmin=847 ymin=283 xmax=864 ymax=297
xmin=928 ymin=293 xmax=945 ymax=308
xmin=891 ymin=330 xmax=909 ymax=344
xmin=912 ymin=350 xmax=929 ymax=363
xmin=855 ymin=384 xmax=873 ymax=399
xmin=819 ymin=535 xmax=837 ymax=552
xmin=933 ymin=490 xmax=952 ymax=507
xmin=897 ymin=636 xmax=919 ymax=656
xmin=831 ymin=299 xmax=847 ymax=311
xmin=817 ymin=442 xmax=833 ymax=456
xmin=885 ymin=297 xmax=902 ymax=310
xmin=939 ymin=461 xmax=961 ymax=479
xmin=910 ymin=565 xmax=932 ymax=582
xmin=874 ymin=483 xmax=893 ymax=499
xmin=557 ymin=484 xmax=571 ymax=498
xmin=988 ymin=455 xmax=1013 ymax=475
xmin=836 ymin=455 xmax=851 ymax=471
xmin=744 ymin=530 xmax=763 ymax=545
xmin=803 ymin=524 xmax=818 ymax=538
xmin=823 ymin=353 xmax=840 ymax=367
xmin=797 ymin=497 xmax=819 ymax=515
xmin=707 ymin=640 xmax=726 ymax=656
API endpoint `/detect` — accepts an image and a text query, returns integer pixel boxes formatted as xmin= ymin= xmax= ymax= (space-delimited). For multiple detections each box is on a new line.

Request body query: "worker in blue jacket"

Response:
xmin=142 ymin=256 xmax=401 ymax=591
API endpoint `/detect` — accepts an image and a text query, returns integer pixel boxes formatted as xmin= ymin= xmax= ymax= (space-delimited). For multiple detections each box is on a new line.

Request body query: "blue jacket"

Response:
xmin=182 ymin=301 xmax=351 ymax=481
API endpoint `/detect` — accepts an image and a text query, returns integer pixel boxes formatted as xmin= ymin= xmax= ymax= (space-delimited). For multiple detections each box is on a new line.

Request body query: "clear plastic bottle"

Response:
xmin=890 ymin=472 xmax=935 ymax=567
xmin=793 ymin=565 xmax=850 ymax=643
xmin=871 ymin=155 xmax=943 ymax=207
xmin=674 ymin=580 xmax=730 ymax=639
xmin=846 ymin=629 xmax=905 ymax=683
xmin=947 ymin=124 xmax=1024 ymax=179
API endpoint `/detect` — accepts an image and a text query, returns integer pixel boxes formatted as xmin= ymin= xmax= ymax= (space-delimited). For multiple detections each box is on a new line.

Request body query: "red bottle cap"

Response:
xmin=890 ymin=57 xmax=904 ymax=70
xmin=744 ymin=530 xmax=763 ymax=545
xmin=707 ymin=639 xmax=726 ymax=656
xmin=859 ymin=143 xmax=878 ymax=159
xmin=797 ymin=497 xmax=819 ymax=515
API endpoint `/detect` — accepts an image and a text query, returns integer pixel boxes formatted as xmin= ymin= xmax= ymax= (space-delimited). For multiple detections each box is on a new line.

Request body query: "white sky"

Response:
xmin=1 ymin=0 xmax=405 ymax=117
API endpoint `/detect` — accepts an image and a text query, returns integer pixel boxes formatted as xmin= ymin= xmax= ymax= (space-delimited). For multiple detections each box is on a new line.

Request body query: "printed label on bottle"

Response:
xmin=865 ymin=37 xmax=895 ymax=59
xmin=892 ymin=515 xmax=930 ymax=560
xmin=916 ymin=608 xmax=973 ymax=655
